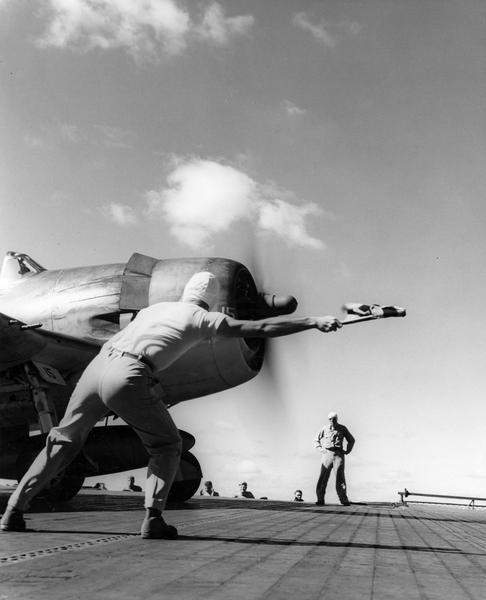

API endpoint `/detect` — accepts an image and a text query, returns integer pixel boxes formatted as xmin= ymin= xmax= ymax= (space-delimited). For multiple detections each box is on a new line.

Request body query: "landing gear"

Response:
xmin=168 ymin=451 xmax=202 ymax=503
xmin=36 ymin=468 xmax=85 ymax=504
xmin=16 ymin=363 xmax=86 ymax=503
xmin=15 ymin=438 xmax=86 ymax=504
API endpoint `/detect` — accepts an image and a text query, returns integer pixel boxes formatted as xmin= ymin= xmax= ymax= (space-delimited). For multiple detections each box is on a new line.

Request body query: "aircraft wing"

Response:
xmin=0 ymin=312 xmax=99 ymax=375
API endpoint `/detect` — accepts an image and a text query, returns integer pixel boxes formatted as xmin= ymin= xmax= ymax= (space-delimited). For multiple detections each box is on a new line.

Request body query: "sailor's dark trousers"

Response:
xmin=316 ymin=449 xmax=349 ymax=504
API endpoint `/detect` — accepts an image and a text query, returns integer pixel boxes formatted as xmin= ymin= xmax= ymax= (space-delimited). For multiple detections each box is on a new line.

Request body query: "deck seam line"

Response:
xmin=390 ymin=511 xmax=429 ymax=600
xmin=400 ymin=510 xmax=477 ymax=600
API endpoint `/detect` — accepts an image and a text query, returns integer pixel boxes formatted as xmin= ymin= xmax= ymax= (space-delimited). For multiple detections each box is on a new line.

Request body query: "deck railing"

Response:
xmin=398 ymin=488 xmax=486 ymax=509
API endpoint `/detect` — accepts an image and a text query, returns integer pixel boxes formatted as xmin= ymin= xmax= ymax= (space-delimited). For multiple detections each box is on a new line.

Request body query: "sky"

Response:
xmin=1 ymin=0 xmax=486 ymax=503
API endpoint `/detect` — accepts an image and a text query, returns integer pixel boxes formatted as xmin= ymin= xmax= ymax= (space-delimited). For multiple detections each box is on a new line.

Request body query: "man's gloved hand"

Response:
xmin=315 ymin=317 xmax=342 ymax=332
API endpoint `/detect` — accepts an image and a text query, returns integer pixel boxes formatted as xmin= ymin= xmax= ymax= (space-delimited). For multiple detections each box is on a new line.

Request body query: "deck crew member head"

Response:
xmin=294 ymin=489 xmax=304 ymax=502
xmin=200 ymin=480 xmax=219 ymax=497
xmin=236 ymin=481 xmax=255 ymax=499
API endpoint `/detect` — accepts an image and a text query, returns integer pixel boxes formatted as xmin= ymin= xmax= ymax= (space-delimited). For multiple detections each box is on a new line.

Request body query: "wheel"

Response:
xmin=167 ymin=451 xmax=202 ymax=503
xmin=16 ymin=437 xmax=85 ymax=504
xmin=36 ymin=469 xmax=85 ymax=504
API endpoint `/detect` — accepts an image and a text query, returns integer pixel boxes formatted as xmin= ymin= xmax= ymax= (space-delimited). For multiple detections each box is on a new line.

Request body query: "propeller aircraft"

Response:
xmin=0 ymin=250 xmax=298 ymax=503
xmin=0 ymin=250 xmax=405 ymax=504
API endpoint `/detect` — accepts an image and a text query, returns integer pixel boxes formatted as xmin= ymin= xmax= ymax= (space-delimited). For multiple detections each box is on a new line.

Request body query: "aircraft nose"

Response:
xmin=258 ymin=293 xmax=298 ymax=317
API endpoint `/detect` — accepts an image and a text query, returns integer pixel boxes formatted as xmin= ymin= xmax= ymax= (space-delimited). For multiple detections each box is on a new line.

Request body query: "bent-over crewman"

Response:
xmin=314 ymin=411 xmax=355 ymax=506
xmin=1 ymin=272 xmax=341 ymax=538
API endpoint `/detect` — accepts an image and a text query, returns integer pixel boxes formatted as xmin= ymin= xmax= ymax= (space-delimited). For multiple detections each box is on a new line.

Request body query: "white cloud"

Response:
xmin=293 ymin=12 xmax=336 ymax=48
xmin=36 ymin=0 xmax=254 ymax=60
xmin=258 ymin=199 xmax=324 ymax=250
xmin=101 ymin=202 xmax=138 ymax=226
xmin=37 ymin=0 xmax=190 ymax=57
xmin=196 ymin=2 xmax=254 ymax=45
xmin=293 ymin=12 xmax=361 ymax=48
xmin=284 ymin=100 xmax=307 ymax=117
xmin=146 ymin=159 xmax=257 ymax=248
xmin=145 ymin=157 xmax=325 ymax=250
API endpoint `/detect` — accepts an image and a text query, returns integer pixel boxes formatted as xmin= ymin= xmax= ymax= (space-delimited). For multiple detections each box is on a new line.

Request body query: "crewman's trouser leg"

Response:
xmin=99 ymin=355 xmax=182 ymax=512
xmin=6 ymin=349 xmax=182 ymax=514
xmin=333 ymin=454 xmax=349 ymax=504
xmin=7 ymin=356 xmax=110 ymax=512
xmin=316 ymin=451 xmax=334 ymax=502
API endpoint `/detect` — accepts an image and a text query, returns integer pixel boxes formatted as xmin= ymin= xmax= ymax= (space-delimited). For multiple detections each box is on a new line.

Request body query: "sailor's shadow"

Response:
xmin=178 ymin=534 xmax=485 ymax=556
xmin=169 ymin=500 xmax=486 ymax=525
xmin=5 ymin=528 xmax=139 ymax=536
xmin=5 ymin=530 xmax=484 ymax=557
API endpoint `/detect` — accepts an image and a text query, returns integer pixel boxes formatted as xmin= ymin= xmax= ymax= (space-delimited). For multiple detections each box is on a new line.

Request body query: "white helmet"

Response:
xmin=181 ymin=272 xmax=219 ymax=308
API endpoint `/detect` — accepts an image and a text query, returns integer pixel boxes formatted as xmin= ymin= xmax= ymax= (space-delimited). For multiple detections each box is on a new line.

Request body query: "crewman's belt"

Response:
xmin=108 ymin=346 xmax=154 ymax=371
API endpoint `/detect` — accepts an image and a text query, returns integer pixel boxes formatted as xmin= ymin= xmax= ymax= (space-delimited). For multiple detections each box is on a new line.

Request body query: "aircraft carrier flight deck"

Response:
xmin=1 ymin=489 xmax=486 ymax=600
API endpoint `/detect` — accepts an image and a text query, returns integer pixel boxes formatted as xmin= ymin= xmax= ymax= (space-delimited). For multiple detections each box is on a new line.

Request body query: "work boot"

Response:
xmin=141 ymin=516 xmax=178 ymax=540
xmin=314 ymin=500 xmax=325 ymax=506
xmin=1 ymin=507 xmax=26 ymax=532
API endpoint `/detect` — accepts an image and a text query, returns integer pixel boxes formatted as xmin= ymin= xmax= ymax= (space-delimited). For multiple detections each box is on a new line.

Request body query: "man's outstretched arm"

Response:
xmin=217 ymin=315 xmax=342 ymax=338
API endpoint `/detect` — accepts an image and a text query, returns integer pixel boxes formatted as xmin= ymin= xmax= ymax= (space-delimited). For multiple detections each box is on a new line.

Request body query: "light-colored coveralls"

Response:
xmin=7 ymin=302 xmax=225 ymax=513
xmin=314 ymin=422 xmax=355 ymax=504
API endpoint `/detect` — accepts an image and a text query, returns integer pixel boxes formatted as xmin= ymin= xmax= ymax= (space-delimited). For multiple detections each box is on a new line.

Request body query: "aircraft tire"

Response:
xmin=36 ymin=469 xmax=86 ymax=504
xmin=15 ymin=465 xmax=85 ymax=504
xmin=167 ymin=451 xmax=202 ymax=503
xmin=16 ymin=444 xmax=86 ymax=504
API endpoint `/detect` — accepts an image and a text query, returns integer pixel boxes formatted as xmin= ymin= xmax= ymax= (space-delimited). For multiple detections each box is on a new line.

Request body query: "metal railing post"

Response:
xmin=397 ymin=489 xmax=486 ymax=508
